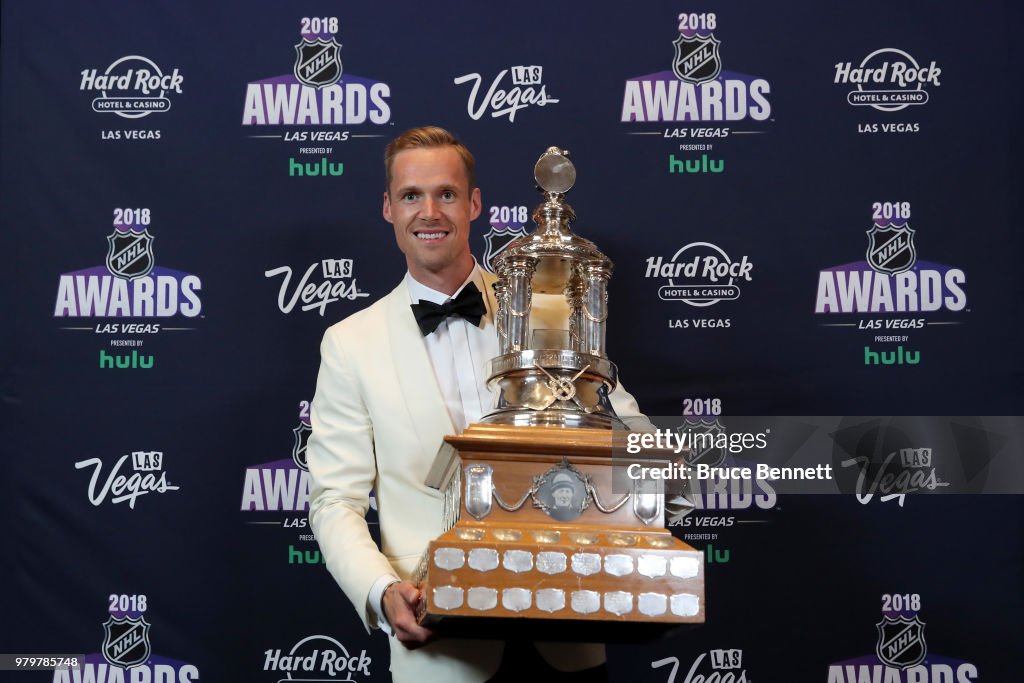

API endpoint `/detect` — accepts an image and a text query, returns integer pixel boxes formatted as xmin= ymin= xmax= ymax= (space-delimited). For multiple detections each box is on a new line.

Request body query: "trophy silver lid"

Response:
xmin=493 ymin=148 xmax=609 ymax=294
xmin=535 ymin=147 xmax=576 ymax=195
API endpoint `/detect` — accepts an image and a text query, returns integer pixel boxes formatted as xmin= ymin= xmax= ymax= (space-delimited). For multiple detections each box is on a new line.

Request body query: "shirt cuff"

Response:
xmin=368 ymin=574 xmax=401 ymax=635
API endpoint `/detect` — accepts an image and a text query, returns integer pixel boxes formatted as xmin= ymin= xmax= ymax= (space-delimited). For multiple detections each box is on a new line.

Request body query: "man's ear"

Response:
xmin=382 ymin=191 xmax=393 ymax=223
xmin=469 ymin=187 xmax=482 ymax=221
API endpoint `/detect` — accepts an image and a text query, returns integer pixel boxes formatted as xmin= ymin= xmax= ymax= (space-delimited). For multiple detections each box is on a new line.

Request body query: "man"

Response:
xmin=552 ymin=480 xmax=575 ymax=509
xmin=308 ymin=126 xmax=646 ymax=682
xmin=547 ymin=472 xmax=583 ymax=524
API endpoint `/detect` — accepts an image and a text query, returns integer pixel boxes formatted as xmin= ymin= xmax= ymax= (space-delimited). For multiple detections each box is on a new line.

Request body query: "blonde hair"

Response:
xmin=384 ymin=126 xmax=475 ymax=192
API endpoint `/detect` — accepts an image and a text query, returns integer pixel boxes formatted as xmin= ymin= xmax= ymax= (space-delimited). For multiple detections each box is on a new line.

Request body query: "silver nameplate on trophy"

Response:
xmin=468 ymin=587 xmax=498 ymax=611
xmin=536 ymin=588 xmax=566 ymax=613
xmin=433 ymin=586 xmax=464 ymax=610
xmin=502 ymin=588 xmax=532 ymax=612
xmin=433 ymin=548 xmax=465 ymax=571
xmin=537 ymin=551 xmax=568 ymax=575
xmin=465 ymin=464 xmax=493 ymax=520
xmin=670 ymin=557 xmax=700 ymax=579
xmin=604 ymin=592 xmax=633 ymax=616
xmin=503 ymin=550 xmax=533 ymax=573
xmin=671 ymin=594 xmax=700 ymax=617
xmin=571 ymin=590 xmax=600 ymax=614
xmin=638 ymin=555 xmax=668 ymax=578
xmin=604 ymin=554 xmax=634 ymax=577
xmin=638 ymin=593 xmax=668 ymax=617
xmin=468 ymin=548 xmax=499 ymax=572
xmin=632 ymin=475 xmax=662 ymax=526
xmin=571 ymin=553 xmax=602 ymax=576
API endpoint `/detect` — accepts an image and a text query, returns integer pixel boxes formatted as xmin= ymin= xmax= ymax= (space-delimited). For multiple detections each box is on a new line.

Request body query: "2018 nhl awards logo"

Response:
xmin=52 ymin=595 xmax=201 ymax=683
xmin=621 ymin=12 xmax=771 ymax=124
xmin=106 ymin=228 xmax=155 ymax=280
xmin=241 ymin=17 xmax=391 ymax=128
xmin=826 ymin=596 xmax=978 ymax=682
xmin=294 ymin=38 xmax=342 ymax=88
xmin=814 ymin=204 xmax=967 ymax=330
xmin=672 ymin=32 xmax=721 ymax=84
xmin=54 ymin=209 xmax=203 ymax=369
xmin=875 ymin=615 xmax=926 ymax=669
xmin=866 ymin=223 xmax=916 ymax=275
xmin=102 ymin=615 xmax=151 ymax=668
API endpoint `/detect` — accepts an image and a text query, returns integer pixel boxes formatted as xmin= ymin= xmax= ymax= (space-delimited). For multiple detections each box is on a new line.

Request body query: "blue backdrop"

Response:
xmin=2 ymin=1 xmax=1021 ymax=681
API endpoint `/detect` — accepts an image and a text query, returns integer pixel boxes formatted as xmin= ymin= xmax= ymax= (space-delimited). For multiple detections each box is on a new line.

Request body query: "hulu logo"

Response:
xmin=288 ymin=544 xmax=325 ymax=564
xmin=706 ymin=543 xmax=730 ymax=564
xmin=99 ymin=349 xmax=153 ymax=369
xmin=864 ymin=345 xmax=920 ymax=365
xmin=289 ymin=157 xmax=344 ymax=177
xmin=669 ymin=154 xmax=724 ymax=174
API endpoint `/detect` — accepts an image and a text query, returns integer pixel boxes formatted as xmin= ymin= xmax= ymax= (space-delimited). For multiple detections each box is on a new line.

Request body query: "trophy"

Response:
xmin=418 ymin=148 xmax=704 ymax=635
xmin=483 ymin=147 xmax=621 ymax=429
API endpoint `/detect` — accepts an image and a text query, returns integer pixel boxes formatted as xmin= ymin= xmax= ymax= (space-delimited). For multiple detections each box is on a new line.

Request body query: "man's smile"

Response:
xmin=414 ymin=230 xmax=448 ymax=241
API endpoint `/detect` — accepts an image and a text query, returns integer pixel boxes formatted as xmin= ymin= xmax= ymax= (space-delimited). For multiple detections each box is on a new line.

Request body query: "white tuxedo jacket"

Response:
xmin=308 ymin=270 xmax=647 ymax=683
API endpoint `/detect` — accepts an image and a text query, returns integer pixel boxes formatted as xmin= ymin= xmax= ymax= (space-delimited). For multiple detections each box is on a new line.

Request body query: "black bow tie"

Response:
xmin=411 ymin=281 xmax=487 ymax=336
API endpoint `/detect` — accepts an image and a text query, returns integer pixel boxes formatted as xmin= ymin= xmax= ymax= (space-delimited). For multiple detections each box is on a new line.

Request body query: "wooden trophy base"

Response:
xmin=417 ymin=424 xmax=705 ymax=635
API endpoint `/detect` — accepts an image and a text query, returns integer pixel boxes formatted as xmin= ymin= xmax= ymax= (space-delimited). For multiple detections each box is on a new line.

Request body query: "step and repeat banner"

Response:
xmin=2 ymin=1 xmax=1021 ymax=681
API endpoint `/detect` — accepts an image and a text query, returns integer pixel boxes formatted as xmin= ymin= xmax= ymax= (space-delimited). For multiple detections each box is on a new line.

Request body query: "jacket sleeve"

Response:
xmin=609 ymin=380 xmax=657 ymax=432
xmin=307 ymin=324 xmax=398 ymax=631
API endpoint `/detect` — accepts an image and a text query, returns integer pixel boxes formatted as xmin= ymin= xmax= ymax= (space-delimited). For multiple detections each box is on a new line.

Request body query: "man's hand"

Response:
xmin=382 ymin=581 xmax=436 ymax=649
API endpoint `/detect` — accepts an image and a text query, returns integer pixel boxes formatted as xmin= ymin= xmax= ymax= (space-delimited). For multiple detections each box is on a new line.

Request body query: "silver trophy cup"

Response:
xmin=482 ymin=147 xmax=624 ymax=429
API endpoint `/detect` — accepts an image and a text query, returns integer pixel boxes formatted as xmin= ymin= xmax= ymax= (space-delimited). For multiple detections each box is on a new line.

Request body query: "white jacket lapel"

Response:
xmin=384 ymin=283 xmax=456 ymax=452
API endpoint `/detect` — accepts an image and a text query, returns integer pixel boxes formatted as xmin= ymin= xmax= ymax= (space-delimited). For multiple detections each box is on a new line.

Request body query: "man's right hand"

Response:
xmin=382 ymin=581 xmax=436 ymax=649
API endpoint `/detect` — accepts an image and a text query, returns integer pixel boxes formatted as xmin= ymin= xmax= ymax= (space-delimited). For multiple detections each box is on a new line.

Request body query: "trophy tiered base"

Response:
xmin=417 ymin=424 xmax=704 ymax=636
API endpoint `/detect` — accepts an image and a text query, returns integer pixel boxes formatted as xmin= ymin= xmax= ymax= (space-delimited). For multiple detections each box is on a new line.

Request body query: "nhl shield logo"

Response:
xmin=665 ymin=492 xmax=697 ymax=525
xmin=866 ymin=223 xmax=917 ymax=274
xmin=102 ymin=615 xmax=151 ymax=668
xmin=876 ymin=615 xmax=927 ymax=669
xmin=482 ymin=225 xmax=529 ymax=273
xmin=106 ymin=229 xmax=155 ymax=280
xmin=294 ymin=38 xmax=342 ymax=88
xmin=672 ymin=34 xmax=722 ymax=84
xmin=681 ymin=418 xmax=727 ymax=468
xmin=292 ymin=421 xmax=312 ymax=471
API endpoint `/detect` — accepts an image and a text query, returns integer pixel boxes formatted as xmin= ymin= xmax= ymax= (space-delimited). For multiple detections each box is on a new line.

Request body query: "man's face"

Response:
xmin=553 ymin=487 xmax=573 ymax=508
xmin=383 ymin=146 xmax=481 ymax=290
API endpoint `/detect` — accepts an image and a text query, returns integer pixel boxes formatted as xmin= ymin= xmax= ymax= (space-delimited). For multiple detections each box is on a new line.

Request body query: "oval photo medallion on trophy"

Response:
xmin=533 ymin=461 xmax=589 ymax=522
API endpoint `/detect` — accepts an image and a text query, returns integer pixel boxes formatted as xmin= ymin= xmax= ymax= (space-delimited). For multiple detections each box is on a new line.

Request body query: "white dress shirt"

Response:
xmin=369 ymin=264 xmax=497 ymax=632
xmin=404 ymin=267 xmax=499 ymax=432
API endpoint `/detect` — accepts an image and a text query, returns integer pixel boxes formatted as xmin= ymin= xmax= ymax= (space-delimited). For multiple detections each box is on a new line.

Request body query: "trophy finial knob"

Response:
xmin=534 ymin=146 xmax=576 ymax=195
